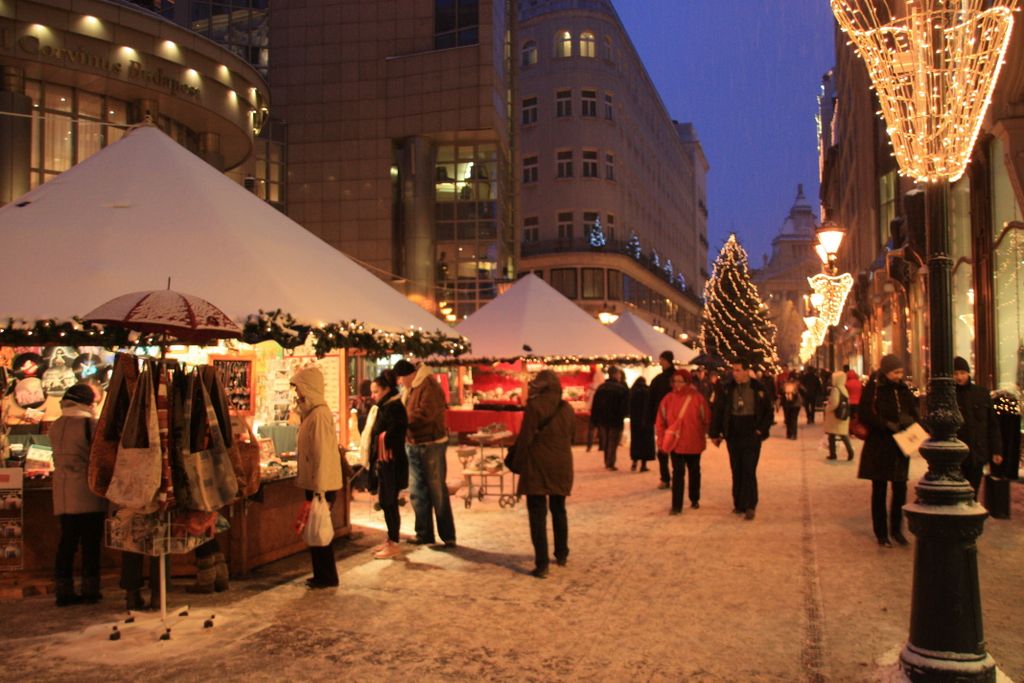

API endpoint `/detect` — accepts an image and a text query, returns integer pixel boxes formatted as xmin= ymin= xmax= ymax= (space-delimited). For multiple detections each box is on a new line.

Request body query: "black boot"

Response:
xmin=55 ymin=578 xmax=83 ymax=607
xmin=186 ymin=555 xmax=217 ymax=594
xmin=213 ymin=552 xmax=229 ymax=592
xmin=80 ymin=576 xmax=103 ymax=604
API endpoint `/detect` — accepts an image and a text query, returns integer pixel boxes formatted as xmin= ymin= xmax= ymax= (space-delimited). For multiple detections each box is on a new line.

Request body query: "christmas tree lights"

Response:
xmin=663 ymin=259 xmax=674 ymax=279
xmin=627 ymin=232 xmax=642 ymax=259
xmin=587 ymin=217 xmax=607 ymax=247
xmin=831 ymin=0 xmax=1018 ymax=183
xmin=699 ymin=235 xmax=780 ymax=371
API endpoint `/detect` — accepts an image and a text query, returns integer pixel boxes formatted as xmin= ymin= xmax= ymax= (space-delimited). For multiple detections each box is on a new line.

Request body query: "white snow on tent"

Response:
xmin=453 ymin=274 xmax=647 ymax=363
xmin=0 ymin=125 xmax=452 ymax=337
xmin=608 ymin=310 xmax=696 ymax=364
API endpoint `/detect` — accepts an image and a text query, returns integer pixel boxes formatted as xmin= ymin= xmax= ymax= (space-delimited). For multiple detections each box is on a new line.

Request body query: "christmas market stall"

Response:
xmin=0 ymin=125 xmax=467 ymax=583
xmin=608 ymin=310 xmax=697 ymax=371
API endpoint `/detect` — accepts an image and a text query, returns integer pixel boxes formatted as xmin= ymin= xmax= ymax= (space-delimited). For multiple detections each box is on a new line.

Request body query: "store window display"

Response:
xmin=991 ymin=138 xmax=1024 ymax=391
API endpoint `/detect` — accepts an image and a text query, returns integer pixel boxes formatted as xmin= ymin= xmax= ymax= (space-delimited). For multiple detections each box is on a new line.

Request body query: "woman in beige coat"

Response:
xmin=823 ymin=370 xmax=853 ymax=461
xmin=292 ymin=367 xmax=343 ymax=589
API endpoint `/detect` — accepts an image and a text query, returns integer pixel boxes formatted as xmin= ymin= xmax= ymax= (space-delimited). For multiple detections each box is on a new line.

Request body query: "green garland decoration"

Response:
xmin=0 ymin=312 xmax=470 ymax=360
xmin=241 ymin=309 xmax=470 ymax=359
xmin=430 ymin=353 xmax=651 ymax=367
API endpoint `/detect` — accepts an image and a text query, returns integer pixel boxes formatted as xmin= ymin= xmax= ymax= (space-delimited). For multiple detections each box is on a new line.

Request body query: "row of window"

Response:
xmin=521 ymin=30 xmax=614 ymax=66
xmin=522 ymin=150 xmax=615 ymax=183
xmin=522 ymin=212 xmax=616 ymax=243
xmin=538 ymin=267 xmax=690 ymax=328
xmin=522 ymin=90 xmax=614 ymax=124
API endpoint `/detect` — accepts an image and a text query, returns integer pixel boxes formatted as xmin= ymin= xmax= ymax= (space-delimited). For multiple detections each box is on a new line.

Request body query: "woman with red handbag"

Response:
xmin=655 ymin=370 xmax=710 ymax=515
xmin=366 ymin=371 xmax=408 ymax=560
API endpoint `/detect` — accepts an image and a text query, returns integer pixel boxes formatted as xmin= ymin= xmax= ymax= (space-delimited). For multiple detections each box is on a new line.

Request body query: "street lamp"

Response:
xmin=832 ymin=1 xmax=1019 ymax=680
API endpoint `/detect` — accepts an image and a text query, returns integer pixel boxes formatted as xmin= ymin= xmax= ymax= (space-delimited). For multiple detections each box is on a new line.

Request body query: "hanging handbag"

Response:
xmin=302 ymin=493 xmax=334 ymax=547
xmin=849 ymin=414 xmax=869 ymax=440
xmin=177 ymin=373 xmax=239 ymax=511
xmin=504 ymin=402 xmax=564 ymax=474
xmin=89 ymin=353 xmax=140 ymax=497
xmin=658 ymin=395 xmax=693 ymax=454
xmin=201 ymin=366 xmax=254 ymax=497
xmin=105 ymin=368 xmax=162 ymax=512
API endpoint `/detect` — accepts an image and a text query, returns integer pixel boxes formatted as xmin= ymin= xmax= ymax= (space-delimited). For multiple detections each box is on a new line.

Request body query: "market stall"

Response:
xmin=608 ymin=311 xmax=697 ymax=365
xmin=0 ymin=125 xmax=467 ymax=582
xmin=443 ymin=274 xmax=647 ymax=458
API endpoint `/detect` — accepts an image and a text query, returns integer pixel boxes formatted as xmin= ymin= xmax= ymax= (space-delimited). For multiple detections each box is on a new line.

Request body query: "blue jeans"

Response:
xmin=407 ymin=442 xmax=456 ymax=544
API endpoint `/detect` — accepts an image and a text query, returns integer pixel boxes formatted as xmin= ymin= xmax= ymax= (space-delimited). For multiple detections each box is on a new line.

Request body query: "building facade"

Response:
xmin=820 ymin=19 xmax=1024 ymax=391
xmin=515 ymin=0 xmax=707 ymax=341
xmin=0 ymin=0 xmax=269 ymax=207
xmin=753 ymin=185 xmax=822 ymax=368
xmin=268 ymin=0 xmax=513 ymax=318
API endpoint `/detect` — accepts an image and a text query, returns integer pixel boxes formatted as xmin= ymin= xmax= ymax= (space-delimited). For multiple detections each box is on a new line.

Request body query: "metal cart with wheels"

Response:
xmin=459 ymin=430 xmax=519 ymax=509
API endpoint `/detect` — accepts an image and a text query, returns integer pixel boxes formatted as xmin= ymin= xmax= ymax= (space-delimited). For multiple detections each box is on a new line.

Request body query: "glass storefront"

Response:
xmin=434 ymin=142 xmax=509 ymax=318
xmin=991 ymin=137 xmax=1024 ymax=391
xmin=24 ymin=80 xmax=129 ymax=190
xmin=949 ymin=178 xmax=975 ymax=369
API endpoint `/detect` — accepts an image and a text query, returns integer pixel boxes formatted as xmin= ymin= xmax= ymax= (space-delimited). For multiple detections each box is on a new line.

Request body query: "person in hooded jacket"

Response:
xmin=628 ymin=377 xmax=655 ymax=472
xmin=953 ymin=357 xmax=1002 ymax=499
xmin=514 ymin=370 xmax=575 ymax=579
xmin=655 ymin=370 xmax=710 ymax=514
xmin=857 ymin=354 xmax=919 ymax=547
xmin=50 ymin=383 xmax=105 ymax=606
xmin=292 ymin=366 xmax=343 ymax=588
xmin=824 ymin=370 xmax=854 ymax=461
xmin=366 ymin=371 xmax=409 ymax=559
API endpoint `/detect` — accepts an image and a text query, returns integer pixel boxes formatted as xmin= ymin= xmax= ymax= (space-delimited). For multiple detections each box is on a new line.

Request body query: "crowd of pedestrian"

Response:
xmin=46 ymin=349 xmax=1012 ymax=603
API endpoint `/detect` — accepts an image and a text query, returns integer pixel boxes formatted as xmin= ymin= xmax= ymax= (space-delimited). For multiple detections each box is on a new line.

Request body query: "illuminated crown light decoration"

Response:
xmin=831 ymin=0 xmax=1019 ymax=183
xmin=699 ymin=234 xmax=780 ymax=372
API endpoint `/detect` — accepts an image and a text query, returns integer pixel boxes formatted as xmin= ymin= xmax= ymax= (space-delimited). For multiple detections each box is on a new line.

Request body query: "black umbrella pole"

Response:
xmin=900 ymin=181 xmax=994 ymax=681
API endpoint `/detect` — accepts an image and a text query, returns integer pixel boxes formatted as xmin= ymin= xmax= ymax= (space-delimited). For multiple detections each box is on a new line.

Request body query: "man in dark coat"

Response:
xmin=590 ymin=366 xmax=630 ymax=471
xmin=800 ymin=367 xmax=822 ymax=424
xmin=710 ymin=360 xmax=773 ymax=520
xmin=515 ymin=370 xmax=575 ymax=578
xmin=953 ymin=357 xmax=1002 ymax=499
xmin=648 ymin=351 xmax=675 ymax=487
xmin=857 ymin=354 xmax=919 ymax=546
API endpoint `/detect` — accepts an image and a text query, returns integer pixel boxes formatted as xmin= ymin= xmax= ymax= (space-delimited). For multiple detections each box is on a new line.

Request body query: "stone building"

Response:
xmin=753 ymin=185 xmax=822 ymax=368
xmin=516 ymin=0 xmax=707 ymax=340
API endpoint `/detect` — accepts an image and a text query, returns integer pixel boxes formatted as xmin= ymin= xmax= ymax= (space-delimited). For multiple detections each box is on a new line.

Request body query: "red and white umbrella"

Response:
xmin=82 ymin=289 xmax=242 ymax=343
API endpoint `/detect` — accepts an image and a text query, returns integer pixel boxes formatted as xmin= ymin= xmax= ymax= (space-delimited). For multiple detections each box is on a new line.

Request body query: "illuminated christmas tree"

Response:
xmin=587 ymin=217 xmax=606 ymax=247
xmin=699 ymin=234 xmax=779 ymax=371
xmin=626 ymin=232 xmax=641 ymax=259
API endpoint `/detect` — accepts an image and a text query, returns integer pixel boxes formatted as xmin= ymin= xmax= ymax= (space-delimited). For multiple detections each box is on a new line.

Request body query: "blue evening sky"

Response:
xmin=614 ymin=0 xmax=837 ymax=269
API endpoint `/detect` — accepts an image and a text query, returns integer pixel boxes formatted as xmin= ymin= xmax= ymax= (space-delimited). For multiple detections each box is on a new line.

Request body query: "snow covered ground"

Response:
xmin=1 ymin=421 xmax=1021 ymax=682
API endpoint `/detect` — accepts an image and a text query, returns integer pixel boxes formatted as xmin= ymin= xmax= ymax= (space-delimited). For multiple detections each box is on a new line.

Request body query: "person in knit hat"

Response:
xmin=857 ymin=354 xmax=919 ymax=547
xmin=953 ymin=356 xmax=1002 ymax=499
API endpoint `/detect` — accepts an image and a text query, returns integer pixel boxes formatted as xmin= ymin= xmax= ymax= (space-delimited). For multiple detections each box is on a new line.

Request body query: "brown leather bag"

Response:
xmin=89 ymin=353 xmax=140 ymax=497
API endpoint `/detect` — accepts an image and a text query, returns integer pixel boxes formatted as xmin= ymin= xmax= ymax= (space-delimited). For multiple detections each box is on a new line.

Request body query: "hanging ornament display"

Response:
xmin=831 ymin=0 xmax=1018 ymax=182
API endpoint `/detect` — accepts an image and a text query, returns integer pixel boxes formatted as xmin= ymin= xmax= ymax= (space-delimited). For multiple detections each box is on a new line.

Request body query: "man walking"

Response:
xmin=710 ymin=360 xmax=773 ymax=520
xmin=648 ymin=351 xmax=675 ymax=488
xmin=953 ymin=357 xmax=1002 ymax=499
xmin=395 ymin=359 xmax=456 ymax=547
xmin=799 ymin=367 xmax=822 ymax=425
xmin=589 ymin=367 xmax=629 ymax=470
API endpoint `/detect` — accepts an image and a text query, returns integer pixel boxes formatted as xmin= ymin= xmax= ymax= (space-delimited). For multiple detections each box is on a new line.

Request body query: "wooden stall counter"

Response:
xmin=446 ymin=408 xmax=524 ymax=436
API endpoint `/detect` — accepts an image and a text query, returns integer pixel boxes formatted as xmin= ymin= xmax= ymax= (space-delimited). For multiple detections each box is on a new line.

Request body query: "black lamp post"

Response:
xmin=830 ymin=1 xmax=1019 ymax=679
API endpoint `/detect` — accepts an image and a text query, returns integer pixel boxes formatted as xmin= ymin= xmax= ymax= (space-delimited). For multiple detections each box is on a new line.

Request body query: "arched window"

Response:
xmin=601 ymin=35 xmax=613 ymax=61
xmin=580 ymin=31 xmax=596 ymax=58
xmin=555 ymin=30 xmax=572 ymax=58
xmin=521 ymin=40 xmax=538 ymax=67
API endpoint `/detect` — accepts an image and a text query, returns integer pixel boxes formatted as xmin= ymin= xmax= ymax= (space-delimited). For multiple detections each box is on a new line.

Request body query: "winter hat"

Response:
xmin=879 ymin=354 xmax=903 ymax=375
xmin=953 ymin=356 xmax=971 ymax=374
xmin=62 ymin=384 xmax=96 ymax=406
xmin=674 ymin=369 xmax=692 ymax=383
xmin=393 ymin=359 xmax=417 ymax=377
xmin=659 ymin=350 xmax=674 ymax=363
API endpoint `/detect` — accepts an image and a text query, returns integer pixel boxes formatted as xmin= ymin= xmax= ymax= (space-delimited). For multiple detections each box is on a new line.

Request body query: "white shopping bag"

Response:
xmin=302 ymin=494 xmax=334 ymax=547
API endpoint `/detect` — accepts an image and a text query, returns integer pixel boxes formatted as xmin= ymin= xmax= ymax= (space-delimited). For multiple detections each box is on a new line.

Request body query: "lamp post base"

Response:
xmin=900 ymin=645 xmax=995 ymax=683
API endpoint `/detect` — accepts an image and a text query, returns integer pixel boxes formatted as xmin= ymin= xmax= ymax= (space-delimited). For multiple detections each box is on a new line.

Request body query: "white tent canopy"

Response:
xmin=453 ymin=274 xmax=646 ymax=363
xmin=608 ymin=310 xmax=697 ymax=364
xmin=0 ymin=125 xmax=451 ymax=338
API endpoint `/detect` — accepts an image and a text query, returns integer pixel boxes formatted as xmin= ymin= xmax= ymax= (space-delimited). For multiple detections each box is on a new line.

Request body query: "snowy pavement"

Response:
xmin=1 ymin=422 xmax=1021 ymax=682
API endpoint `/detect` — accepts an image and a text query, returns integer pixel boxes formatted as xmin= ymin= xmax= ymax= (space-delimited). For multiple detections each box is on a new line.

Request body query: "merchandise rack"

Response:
xmin=458 ymin=431 xmax=519 ymax=509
